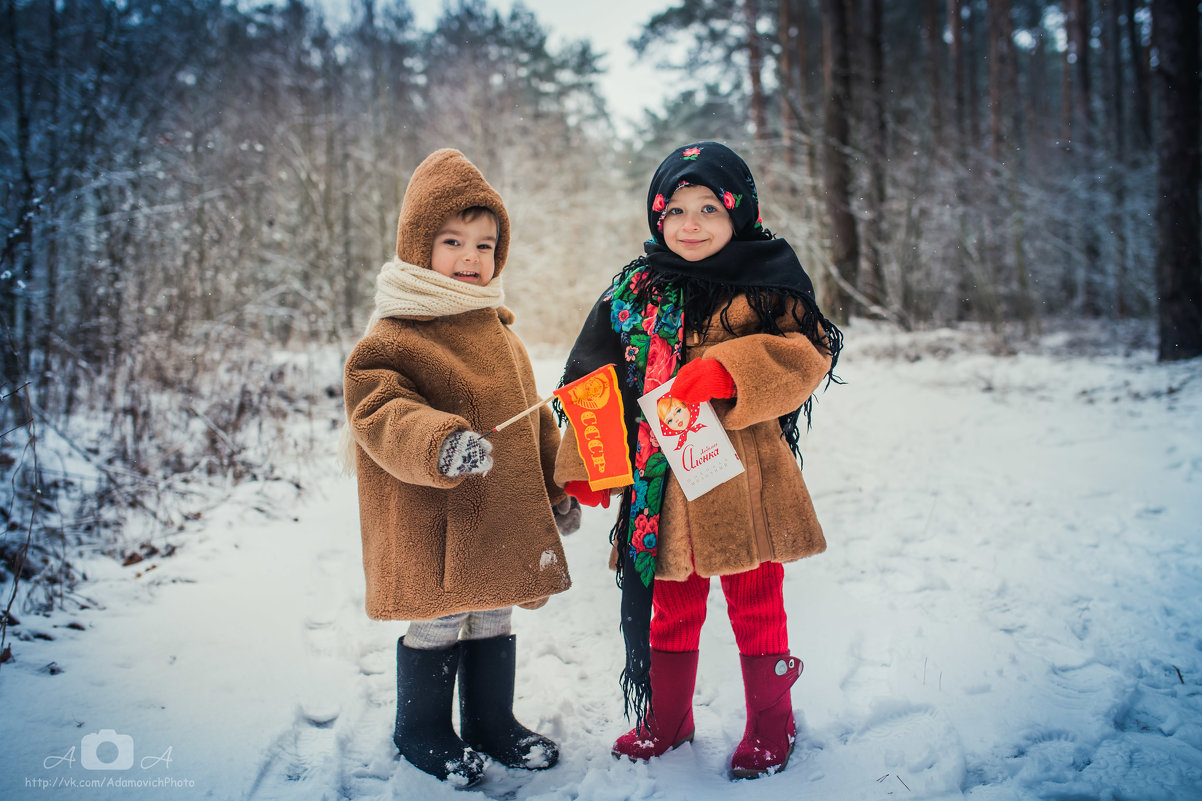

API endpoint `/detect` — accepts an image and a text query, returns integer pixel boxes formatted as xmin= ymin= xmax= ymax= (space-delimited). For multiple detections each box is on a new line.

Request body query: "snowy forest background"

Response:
xmin=1 ymin=0 xmax=1200 ymax=663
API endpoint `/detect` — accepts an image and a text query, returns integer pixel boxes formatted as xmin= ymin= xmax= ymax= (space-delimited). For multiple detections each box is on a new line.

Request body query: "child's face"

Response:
xmin=661 ymin=185 xmax=733 ymax=262
xmin=430 ymin=213 xmax=497 ymax=285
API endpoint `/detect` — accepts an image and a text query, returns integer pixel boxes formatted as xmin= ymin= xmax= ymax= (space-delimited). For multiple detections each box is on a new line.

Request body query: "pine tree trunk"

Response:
xmin=1126 ymin=0 xmax=1152 ymax=150
xmin=1072 ymin=0 xmax=1103 ymax=315
xmin=779 ymin=0 xmax=796 ymax=167
xmin=1153 ymin=0 xmax=1202 ymax=360
xmin=744 ymin=0 xmax=769 ymax=149
xmin=965 ymin=3 xmax=980 ymax=145
xmin=821 ymin=0 xmax=859 ymax=321
xmin=1061 ymin=27 xmax=1073 ymax=145
xmin=1103 ymin=0 xmax=1130 ymax=317
xmin=924 ymin=0 xmax=943 ymax=145
xmin=947 ymin=0 xmax=965 ymax=149
xmin=988 ymin=0 xmax=1004 ymax=161
xmin=862 ymin=0 xmax=888 ymax=309
xmin=3 ymin=0 xmax=34 ymax=410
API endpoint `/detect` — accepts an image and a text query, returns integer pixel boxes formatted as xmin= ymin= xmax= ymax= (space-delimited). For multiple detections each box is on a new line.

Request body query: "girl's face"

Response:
xmin=661 ymin=399 xmax=691 ymax=433
xmin=661 ymin=185 xmax=734 ymax=262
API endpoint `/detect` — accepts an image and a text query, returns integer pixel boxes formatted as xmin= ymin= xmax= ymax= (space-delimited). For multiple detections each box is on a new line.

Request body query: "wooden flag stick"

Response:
xmin=480 ymin=395 xmax=555 ymax=438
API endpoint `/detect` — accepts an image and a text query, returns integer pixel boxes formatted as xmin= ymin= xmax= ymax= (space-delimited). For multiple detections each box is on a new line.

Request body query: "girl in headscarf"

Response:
xmin=555 ymin=141 xmax=841 ymax=780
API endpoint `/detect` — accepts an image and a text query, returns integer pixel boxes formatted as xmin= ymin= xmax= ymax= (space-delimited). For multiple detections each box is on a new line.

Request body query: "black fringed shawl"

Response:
xmin=557 ymin=142 xmax=842 ymax=730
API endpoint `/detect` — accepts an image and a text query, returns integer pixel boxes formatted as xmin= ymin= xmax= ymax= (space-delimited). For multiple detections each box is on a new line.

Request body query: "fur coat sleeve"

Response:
xmin=704 ymin=329 xmax=832 ymax=430
xmin=345 ymin=330 xmax=469 ymax=488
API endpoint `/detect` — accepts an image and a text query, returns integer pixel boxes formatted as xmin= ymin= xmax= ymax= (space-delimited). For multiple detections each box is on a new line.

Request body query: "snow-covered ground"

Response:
xmin=2 ymin=323 xmax=1201 ymax=800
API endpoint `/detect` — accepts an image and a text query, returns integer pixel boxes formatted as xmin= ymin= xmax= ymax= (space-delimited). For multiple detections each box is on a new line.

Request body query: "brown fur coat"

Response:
xmin=555 ymin=295 xmax=830 ymax=581
xmin=344 ymin=150 xmax=569 ymax=620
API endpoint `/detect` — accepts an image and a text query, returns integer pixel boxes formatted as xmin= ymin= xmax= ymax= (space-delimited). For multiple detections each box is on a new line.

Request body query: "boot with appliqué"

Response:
xmin=611 ymin=649 xmax=699 ymax=761
xmin=729 ymin=653 xmax=803 ymax=779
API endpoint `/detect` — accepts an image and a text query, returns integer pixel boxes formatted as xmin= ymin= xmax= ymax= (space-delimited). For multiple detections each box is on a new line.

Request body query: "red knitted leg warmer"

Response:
xmin=649 ymin=571 xmax=710 ymax=652
xmin=721 ymin=561 xmax=789 ymax=656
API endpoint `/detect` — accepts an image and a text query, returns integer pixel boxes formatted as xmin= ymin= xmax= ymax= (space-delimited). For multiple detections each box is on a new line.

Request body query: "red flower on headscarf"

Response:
xmin=682 ymin=147 xmax=702 ymax=160
xmin=652 ymin=193 xmax=666 ymax=212
xmin=723 ymin=191 xmax=736 ymax=210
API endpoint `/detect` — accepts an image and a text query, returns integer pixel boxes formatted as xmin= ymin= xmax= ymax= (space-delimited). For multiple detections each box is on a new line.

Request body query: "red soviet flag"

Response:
xmin=553 ymin=364 xmax=634 ymax=491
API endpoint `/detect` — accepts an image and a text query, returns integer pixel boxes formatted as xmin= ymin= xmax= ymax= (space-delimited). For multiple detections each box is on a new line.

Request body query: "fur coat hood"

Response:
xmin=396 ymin=148 xmax=511 ymax=275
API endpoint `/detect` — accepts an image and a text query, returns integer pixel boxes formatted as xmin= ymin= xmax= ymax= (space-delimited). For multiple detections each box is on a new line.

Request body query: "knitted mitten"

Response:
xmin=671 ymin=358 xmax=736 ymax=403
xmin=437 ymin=431 xmax=494 ymax=477
xmin=552 ymin=496 xmax=582 ymax=535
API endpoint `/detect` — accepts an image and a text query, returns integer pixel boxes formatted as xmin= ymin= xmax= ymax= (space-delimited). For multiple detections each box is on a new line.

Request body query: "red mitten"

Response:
xmin=671 ymin=358 xmax=736 ymax=403
xmin=564 ymin=480 xmax=611 ymax=509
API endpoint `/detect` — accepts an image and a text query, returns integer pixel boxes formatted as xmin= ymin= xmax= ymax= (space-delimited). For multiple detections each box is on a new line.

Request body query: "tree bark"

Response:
xmin=821 ymin=0 xmax=859 ymax=321
xmin=798 ymin=0 xmax=813 ymax=107
xmin=1070 ymin=0 xmax=1094 ymax=148
xmin=965 ymin=2 xmax=981 ymax=145
xmin=3 ymin=0 xmax=34 ymax=406
xmin=947 ymin=0 xmax=965 ymax=148
xmin=1125 ymin=0 xmax=1152 ymax=150
xmin=1153 ymin=0 xmax=1202 ymax=360
xmin=1061 ymin=15 xmax=1073 ymax=144
xmin=863 ymin=0 xmax=888 ymax=308
xmin=1026 ymin=24 xmax=1045 ymax=142
xmin=987 ymin=0 xmax=1005 ymax=160
xmin=1072 ymin=0 xmax=1103 ymax=315
xmin=779 ymin=0 xmax=796 ymax=166
xmin=743 ymin=0 xmax=769 ymax=148
xmin=923 ymin=0 xmax=944 ymax=145
xmin=1103 ymin=0 xmax=1130 ymax=316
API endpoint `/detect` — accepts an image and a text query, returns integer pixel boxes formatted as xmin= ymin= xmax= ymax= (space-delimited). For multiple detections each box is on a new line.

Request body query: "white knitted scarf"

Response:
xmin=339 ymin=258 xmax=506 ymax=474
xmin=364 ymin=257 xmax=505 ymax=333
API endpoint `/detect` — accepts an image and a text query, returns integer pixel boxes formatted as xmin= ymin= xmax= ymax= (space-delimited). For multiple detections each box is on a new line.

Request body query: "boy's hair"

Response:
xmin=454 ymin=206 xmax=498 ymax=228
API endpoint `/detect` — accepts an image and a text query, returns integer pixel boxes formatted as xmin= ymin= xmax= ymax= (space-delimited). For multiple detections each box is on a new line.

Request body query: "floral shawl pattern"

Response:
xmin=609 ymin=265 xmax=684 ymax=589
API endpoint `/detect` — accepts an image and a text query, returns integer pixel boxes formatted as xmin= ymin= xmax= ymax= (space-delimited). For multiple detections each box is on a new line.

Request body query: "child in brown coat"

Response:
xmin=555 ymin=141 xmax=841 ymax=780
xmin=343 ymin=149 xmax=577 ymax=787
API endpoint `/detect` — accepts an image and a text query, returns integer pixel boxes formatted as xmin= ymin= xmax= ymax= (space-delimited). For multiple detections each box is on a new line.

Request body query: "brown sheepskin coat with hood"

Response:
xmin=344 ymin=149 xmax=570 ymax=620
xmin=555 ymin=296 xmax=831 ymax=582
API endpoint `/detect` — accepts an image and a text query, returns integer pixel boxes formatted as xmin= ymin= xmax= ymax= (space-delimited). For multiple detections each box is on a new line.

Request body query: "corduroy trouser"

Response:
xmin=649 ymin=561 xmax=788 ymax=655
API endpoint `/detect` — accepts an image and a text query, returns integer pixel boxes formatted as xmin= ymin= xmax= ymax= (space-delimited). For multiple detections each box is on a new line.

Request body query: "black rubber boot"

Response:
xmin=458 ymin=634 xmax=560 ymax=770
xmin=394 ymin=637 xmax=485 ymax=787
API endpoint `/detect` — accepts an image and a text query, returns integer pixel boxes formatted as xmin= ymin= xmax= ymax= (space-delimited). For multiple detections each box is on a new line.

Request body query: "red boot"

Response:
xmin=730 ymin=653 xmax=803 ymax=779
xmin=611 ymin=649 xmax=699 ymax=761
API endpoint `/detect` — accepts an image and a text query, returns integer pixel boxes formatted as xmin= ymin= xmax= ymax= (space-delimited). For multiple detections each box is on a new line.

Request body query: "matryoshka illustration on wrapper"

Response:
xmin=656 ymin=394 xmax=706 ymax=450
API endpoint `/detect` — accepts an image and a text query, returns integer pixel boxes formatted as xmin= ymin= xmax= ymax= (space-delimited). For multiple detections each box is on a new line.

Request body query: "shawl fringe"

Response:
xmin=609 ymin=489 xmax=654 ymax=730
